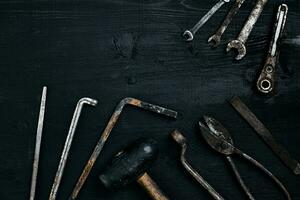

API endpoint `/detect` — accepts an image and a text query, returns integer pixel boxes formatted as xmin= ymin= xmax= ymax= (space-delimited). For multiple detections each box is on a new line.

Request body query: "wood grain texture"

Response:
xmin=0 ymin=0 xmax=299 ymax=199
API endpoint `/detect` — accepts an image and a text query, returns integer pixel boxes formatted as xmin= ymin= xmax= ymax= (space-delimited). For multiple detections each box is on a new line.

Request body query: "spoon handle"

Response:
xmin=226 ymin=156 xmax=255 ymax=200
xmin=234 ymin=149 xmax=291 ymax=200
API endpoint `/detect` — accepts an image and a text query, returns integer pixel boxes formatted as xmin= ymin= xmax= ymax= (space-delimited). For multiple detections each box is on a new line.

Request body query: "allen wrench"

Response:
xmin=29 ymin=86 xmax=47 ymax=200
xmin=171 ymin=130 xmax=225 ymax=200
xmin=49 ymin=97 xmax=98 ymax=200
xmin=69 ymin=97 xmax=178 ymax=199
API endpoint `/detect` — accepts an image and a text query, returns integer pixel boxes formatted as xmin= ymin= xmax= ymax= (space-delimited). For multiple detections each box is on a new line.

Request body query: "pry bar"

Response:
xmin=171 ymin=130 xmax=224 ymax=200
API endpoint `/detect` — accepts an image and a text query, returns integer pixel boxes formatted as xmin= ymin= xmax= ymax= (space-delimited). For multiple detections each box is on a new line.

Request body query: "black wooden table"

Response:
xmin=0 ymin=0 xmax=299 ymax=199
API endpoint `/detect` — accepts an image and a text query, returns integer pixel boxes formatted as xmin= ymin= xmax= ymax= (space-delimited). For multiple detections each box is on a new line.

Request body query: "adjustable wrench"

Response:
xmin=227 ymin=0 xmax=268 ymax=60
xmin=208 ymin=0 xmax=246 ymax=48
xmin=183 ymin=0 xmax=231 ymax=41
xmin=257 ymin=4 xmax=288 ymax=94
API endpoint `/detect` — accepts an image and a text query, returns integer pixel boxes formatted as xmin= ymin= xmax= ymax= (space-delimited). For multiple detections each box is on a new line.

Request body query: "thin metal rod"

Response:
xmin=226 ymin=156 xmax=255 ymax=200
xmin=49 ymin=97 xmax=98 ymax=200
xmin=69 ymin=97 xmax=177 ymax=200
xmin=171 ymin=130 xmax=225 ymax=200
xmin=29 ymin=86 xmax=47 ymax=200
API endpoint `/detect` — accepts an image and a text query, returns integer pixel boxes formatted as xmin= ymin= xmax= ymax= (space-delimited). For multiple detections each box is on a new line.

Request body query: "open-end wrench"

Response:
xmin=257 ymin=4 xmax=288 ymax=94
xmin=49 ymin=97 xmax=98 ymax=200
xmin=208 ymin=0 xmax=246 ymax=48
xmin=227 ymin=0 xmax=268 ymax=60
xmin=183 ymin=0 xmax=231 ymax=42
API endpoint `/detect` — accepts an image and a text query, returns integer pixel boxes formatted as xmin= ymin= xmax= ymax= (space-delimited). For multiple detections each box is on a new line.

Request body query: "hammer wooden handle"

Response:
xmin=137 ymin=173 xmax=169 ymax=200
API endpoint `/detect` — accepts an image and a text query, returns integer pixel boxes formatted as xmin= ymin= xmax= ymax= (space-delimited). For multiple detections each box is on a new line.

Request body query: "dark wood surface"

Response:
xmin=0 ymin=0 xmax=299 ymax=199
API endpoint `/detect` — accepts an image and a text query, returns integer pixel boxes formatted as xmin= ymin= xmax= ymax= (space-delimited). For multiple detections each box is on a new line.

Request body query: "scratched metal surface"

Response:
xmin=0 ymin=0 xmax=299 ymax=200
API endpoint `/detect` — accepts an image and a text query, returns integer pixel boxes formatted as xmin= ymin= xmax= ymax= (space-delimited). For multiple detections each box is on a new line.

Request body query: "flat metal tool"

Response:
xmin=49 ymin=97 xmax=98 ymax=200
xmin=183 ymin=0 xmax=231 ymax=41
xmin=69 ymin=97 xmax=177 ymax=199
xmin=208 ymin=0 xmax=246 ymax=48
xmin=199 ymin=116 xmax=291 ymax=200
xmin=29 ymin=86 xmax=47 ymax=200
xmin=230 ymin=96 xmax=300 ymax=175
xmin=227 ymin=0 xmax=268 ymax=60
xmin=257 ymin=4 xmax=288 ymax=94
xmin=171 ymin=130 xmax=224 ymax=200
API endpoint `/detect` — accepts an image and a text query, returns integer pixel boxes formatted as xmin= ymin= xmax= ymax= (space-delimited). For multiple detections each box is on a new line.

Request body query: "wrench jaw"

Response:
xmin=226 ymin=40 xmax=246 ymax=60
xmin=208 ymin=34 xmax=221 ymax=48
xmin=183 ymin=30 xmax=194 ymax=41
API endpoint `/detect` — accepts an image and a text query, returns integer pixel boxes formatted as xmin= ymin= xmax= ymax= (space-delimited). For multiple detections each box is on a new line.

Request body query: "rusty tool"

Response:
xmin=227 ymin=0 xmax=268 ymax=60
xmin=99 ymin=138 xmax=169 ymax=200
xmin=171 ymin=130 xmax=225 ymax=200
xmin=230 ymin=96 xmax=300 ymax=175
xmin=69 ymin=97 xmax=177 ymax=199
xmin=29 ymin=86 xmax=47 ymax=200
xmin=183 ymin=0 xmax=231 ymax=41
xmin=208 ymin=0 xmax=246 ymax=48
xmin=257 ymin=4 xmax=288 ymax=94
xmin=199 ymin=116 xmax=291 ymax=200
xmin=49 ymin=97 xmax=98 ymax=200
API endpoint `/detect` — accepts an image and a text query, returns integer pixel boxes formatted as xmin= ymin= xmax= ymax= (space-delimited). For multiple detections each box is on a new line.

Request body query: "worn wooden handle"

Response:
xmin=137 ymin=173 xmax=169 ymax=200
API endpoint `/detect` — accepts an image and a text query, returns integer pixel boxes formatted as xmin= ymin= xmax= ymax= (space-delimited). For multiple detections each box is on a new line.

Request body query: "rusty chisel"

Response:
xmin=230 ymin=96 xmax=300 ymax=175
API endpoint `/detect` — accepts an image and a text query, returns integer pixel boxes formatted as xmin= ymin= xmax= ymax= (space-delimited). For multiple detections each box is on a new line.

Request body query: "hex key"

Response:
xmin=49 ymin=97 xmax=98 ymax=200
xmin=29 ymin=86 xmax=47 ymax=200
xmin=69 ymin=97 xmax=178 ymax=199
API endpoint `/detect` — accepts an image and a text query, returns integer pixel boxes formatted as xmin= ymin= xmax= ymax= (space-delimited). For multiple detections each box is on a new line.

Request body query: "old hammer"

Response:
xmin=99 ymin=138 xmax=169 ymax=200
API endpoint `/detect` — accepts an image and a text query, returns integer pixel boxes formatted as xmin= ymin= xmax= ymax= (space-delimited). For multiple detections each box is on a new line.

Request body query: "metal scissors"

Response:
xmin=199 ymin=116 xmax=291 ymax=200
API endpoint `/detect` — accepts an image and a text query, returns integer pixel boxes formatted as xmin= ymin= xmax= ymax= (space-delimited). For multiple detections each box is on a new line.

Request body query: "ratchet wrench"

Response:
xmin=257 ymin=4 xmax=288 ymax=94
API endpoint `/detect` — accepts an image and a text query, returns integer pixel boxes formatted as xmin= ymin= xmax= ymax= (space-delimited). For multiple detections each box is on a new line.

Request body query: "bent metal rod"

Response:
xmin=171 ymin=130 xmax=224 ymax=200
xmin=49 ymin=97 xmax=98 ymax=200
xmin=69 ymin=97 xmax=178 ymax=199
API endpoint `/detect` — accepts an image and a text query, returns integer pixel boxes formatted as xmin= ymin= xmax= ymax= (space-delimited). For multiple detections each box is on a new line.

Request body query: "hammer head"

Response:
xmin=99 ymin=138 xmax=159 ymax=190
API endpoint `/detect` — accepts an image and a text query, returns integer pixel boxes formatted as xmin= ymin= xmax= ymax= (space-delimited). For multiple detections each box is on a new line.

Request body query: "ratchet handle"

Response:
xmin=257 ymin=4 xmax=288 ymax=94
